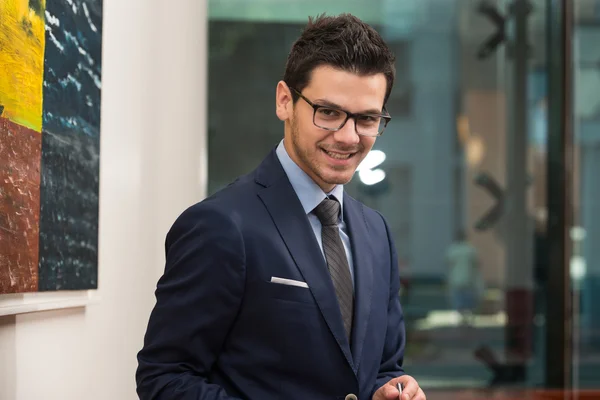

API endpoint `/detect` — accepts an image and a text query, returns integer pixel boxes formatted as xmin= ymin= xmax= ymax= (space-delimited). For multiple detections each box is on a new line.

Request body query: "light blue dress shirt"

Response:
xmin=276 ymin=140 xmax=355 ymax=289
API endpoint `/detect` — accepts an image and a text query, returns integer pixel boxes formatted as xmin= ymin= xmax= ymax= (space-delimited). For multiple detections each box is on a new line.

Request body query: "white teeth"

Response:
xmin=325 ymin=150 xmax=351 ymax=160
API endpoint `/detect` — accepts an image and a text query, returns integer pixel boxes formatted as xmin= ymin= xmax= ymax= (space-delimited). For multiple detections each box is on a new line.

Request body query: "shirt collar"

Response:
xmin=276 ymin=140 xmax=344 ymax=219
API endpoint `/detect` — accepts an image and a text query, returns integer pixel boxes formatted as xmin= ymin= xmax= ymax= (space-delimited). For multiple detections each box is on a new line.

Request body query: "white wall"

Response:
xmin=0 ymin=0 xmax=207 ymax=398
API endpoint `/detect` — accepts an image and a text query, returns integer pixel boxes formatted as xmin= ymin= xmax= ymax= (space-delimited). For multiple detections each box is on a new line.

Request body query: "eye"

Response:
xmin=358 ymin=115 xmax=380 ymax=124
xmin=317 ymin=108 xmax=342 ymax=118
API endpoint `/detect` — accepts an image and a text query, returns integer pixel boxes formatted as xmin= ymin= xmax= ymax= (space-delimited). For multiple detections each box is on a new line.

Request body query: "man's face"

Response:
xmin=276 ymin=65 xmax=387 ymax=192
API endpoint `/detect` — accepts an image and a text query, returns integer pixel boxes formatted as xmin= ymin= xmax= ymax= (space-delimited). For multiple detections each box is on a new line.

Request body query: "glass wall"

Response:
xmin=207 ymin=0 xmax=598 ymax=393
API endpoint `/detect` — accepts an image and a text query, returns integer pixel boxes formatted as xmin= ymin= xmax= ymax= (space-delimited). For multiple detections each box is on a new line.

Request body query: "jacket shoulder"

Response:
xmin=344 ymin=193 xmax=388 ymax=231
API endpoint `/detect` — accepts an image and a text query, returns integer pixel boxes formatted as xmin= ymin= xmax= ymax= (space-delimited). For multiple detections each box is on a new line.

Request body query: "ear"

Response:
xmin=275 ymin=81 xmax=293 ymax=121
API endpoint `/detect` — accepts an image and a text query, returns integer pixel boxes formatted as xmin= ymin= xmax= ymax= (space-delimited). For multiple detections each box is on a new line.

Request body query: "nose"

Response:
xmin=332 ymin=117 xmax=360 ymax=145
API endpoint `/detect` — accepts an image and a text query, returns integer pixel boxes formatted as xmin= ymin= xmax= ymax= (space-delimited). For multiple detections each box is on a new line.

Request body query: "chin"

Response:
xmin=321 ymin=172 xmax=354 ymax=187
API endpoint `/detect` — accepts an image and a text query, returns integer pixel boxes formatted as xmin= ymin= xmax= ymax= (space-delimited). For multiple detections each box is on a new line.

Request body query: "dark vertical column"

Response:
xmin=545 ymin=0 xmax=574 ymax=388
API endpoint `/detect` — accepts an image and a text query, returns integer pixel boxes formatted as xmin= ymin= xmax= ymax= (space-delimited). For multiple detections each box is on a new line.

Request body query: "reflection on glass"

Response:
xmin=207 ymin=0 xmax=597 ymax=394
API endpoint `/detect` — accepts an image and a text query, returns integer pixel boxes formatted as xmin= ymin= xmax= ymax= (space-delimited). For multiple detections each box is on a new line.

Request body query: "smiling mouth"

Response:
xmin=322 ymin=149 xmax=356 ymax=160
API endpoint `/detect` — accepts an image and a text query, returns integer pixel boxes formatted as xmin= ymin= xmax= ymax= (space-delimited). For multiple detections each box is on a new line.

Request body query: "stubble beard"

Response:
xmin=290 ymin=118 xmax=356 ymax=187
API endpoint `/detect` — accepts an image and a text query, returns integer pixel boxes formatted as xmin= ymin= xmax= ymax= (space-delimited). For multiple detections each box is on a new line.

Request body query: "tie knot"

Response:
xmin=313 ymin=197 xmax=340 ymax=226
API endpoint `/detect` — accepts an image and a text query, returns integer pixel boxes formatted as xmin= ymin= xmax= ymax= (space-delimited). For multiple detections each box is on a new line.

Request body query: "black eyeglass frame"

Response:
xmin=290 ymin=87 xmax=392 ymax=137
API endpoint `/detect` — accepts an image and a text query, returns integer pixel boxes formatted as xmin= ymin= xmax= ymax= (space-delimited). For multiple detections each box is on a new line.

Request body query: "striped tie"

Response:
xmin=313 ymin=196 xmax=354 ymax=340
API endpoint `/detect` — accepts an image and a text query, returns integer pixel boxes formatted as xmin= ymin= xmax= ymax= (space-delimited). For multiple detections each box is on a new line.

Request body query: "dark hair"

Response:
xmin=284 ymin=14 xmax=396 ymax=104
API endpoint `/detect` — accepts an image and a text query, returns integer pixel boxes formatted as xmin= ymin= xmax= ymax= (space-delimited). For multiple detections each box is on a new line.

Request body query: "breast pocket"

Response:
xmin=248 ymin=279 xmax=315 ymax=305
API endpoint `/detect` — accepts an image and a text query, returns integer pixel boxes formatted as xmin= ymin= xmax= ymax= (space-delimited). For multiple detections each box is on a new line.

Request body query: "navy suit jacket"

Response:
xmin=136 ymin=149 xmax=406 ymax=400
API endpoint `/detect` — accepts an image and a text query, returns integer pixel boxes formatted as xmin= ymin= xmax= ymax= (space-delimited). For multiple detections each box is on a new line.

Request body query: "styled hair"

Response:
xmin=284 ymin=13 xmax=396 ymax=104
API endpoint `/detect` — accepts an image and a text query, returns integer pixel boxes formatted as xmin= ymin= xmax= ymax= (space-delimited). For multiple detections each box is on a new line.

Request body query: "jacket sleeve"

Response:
xmin=370 ymin=212 xmax=406 ymax=399
xmin=136 ymin=202 xmax=245 ymax=400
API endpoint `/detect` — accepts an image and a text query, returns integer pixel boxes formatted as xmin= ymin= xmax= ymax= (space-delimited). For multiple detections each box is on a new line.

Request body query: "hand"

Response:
xmin=372 ymin=375 xmax=426 ymax=400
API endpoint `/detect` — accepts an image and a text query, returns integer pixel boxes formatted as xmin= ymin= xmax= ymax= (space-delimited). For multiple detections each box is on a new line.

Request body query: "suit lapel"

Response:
xmin=255 ymin=151 xmax=355 ymax=371
xmin=344 ymin=194 xmax=374 ymax=371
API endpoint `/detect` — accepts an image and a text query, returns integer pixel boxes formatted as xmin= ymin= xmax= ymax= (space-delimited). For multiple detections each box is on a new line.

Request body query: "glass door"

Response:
xmin=207 ymin=0 xmax=578 ymax=395
xmin=344 ymin=0 xmax=555 ymax=392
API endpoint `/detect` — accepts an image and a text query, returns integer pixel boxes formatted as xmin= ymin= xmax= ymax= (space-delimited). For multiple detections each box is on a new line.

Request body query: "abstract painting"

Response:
xmin=0 ymin=0 xmax=102 ymax=294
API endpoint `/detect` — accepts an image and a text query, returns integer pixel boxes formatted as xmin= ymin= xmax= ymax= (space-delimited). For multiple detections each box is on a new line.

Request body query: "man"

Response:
xmin=137 ymin=14 xmax=426 ymax=400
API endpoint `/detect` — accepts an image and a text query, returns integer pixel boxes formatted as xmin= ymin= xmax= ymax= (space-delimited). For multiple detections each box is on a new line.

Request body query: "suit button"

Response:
xmin=345 ymin=395 xmax=358 ymax=400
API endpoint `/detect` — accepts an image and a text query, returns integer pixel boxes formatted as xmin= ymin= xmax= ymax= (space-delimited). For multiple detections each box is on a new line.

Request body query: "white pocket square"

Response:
xmin=270 ymin=277 xmax=309 ymax=289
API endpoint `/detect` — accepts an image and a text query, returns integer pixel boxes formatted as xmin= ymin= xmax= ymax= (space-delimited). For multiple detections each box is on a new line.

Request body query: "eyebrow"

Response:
xmin=313 ymin=98 xmax=383 ymax=115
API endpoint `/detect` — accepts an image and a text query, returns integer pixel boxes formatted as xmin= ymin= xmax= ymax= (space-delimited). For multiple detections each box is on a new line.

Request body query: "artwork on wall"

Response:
xmin=0 ymin=0 xmax=102 ymax=294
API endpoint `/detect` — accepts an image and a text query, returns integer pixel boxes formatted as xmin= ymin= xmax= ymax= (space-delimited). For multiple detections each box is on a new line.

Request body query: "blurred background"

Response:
xmin=207 ymin=0 xmax=600 ymax=395
xmin=0 ymin=0 xmax=598 ymax=399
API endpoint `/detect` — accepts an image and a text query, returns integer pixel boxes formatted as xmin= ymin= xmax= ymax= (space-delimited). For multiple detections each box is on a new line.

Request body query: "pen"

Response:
xmin=397 ymin=382 xmax=403 ymax=395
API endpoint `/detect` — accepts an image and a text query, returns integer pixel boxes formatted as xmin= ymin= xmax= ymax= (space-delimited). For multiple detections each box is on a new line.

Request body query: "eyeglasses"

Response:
xmin=290 ymin=88 xmax=391 ymax=137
